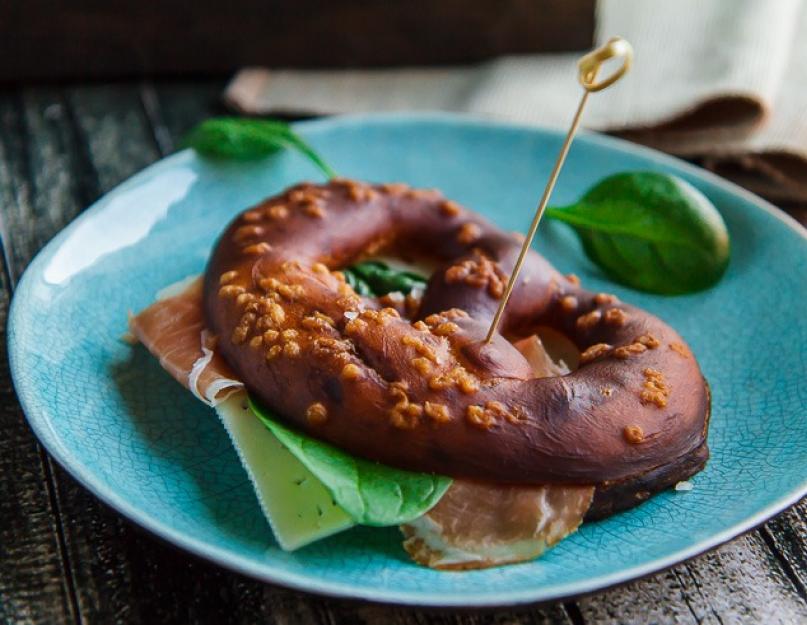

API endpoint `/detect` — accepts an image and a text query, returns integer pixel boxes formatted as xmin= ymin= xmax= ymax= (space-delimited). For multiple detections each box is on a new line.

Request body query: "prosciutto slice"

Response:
xmin=402 ymin=480 xmax=593 ymax=570
xmin=128 ymin=277 xmax=243 ymax=406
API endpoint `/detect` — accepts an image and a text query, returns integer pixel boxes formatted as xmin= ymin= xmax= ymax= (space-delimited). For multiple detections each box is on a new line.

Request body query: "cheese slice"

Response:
xmin=216 ymin=391 xmax=355 ymax=550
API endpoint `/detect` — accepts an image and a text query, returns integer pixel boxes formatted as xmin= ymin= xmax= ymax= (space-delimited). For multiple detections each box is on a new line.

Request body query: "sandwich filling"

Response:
xmin=129 ymin=275 xmax=592 ymax=567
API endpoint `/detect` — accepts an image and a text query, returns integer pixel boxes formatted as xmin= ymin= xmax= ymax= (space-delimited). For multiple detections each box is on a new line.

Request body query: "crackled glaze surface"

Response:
xmin=8 ymin=115 xmax=807 ymax=606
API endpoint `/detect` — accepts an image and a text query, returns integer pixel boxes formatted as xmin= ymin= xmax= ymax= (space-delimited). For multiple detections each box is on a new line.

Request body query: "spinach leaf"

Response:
xmin=184 ymin=117 xmax=337 ymax=179
xmin=250 ymin=398 xmax=451 ymax=526
xmin=342 ymin=266 xmax=374 ymax=296
xmin=344 ymin=261 xmax=427 ymax=296
xmin=546 ymin=172 xmax=730 ymax=294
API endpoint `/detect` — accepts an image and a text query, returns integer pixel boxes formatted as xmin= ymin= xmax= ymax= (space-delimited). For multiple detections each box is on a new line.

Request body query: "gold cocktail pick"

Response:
xmin=484 ymin=36 xmax=634 ymax=344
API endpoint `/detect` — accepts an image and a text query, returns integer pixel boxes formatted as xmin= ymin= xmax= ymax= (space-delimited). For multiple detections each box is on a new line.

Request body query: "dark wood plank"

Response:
xmin=577 ymin=520 xmax=807 ymax=624
xmin=65 ymin=86 xmax=159 ymax=193
xmin=13 ymin=89 xmax=96 ymax=271
xmin=144 ymin=81 xmax=227 ymax=153
xmin=0 ymin=92 xmax=77 ymax=625
xmin=0 ymin=1 xmax=594 ymax=81
xmin=577 ymin=569 xmax=699 ymax=625
xmin=0 ymin=274 xmax=76 ymax=625
xmin=680 ymin=531 xmax=807 ymax=624
xmin=763 ymin=499 xmax=807 ymax=597
xmin=355 ymin=604 xmax=573 ymax=624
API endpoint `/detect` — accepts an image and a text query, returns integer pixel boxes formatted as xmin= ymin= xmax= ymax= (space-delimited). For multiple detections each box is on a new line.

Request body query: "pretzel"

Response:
xmin=204 ymin=179 xmax=710 ymax=515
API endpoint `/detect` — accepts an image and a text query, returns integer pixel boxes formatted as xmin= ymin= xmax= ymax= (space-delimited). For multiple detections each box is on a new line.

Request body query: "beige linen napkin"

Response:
xmin=225 ymin=0 xmax=807 ymax=203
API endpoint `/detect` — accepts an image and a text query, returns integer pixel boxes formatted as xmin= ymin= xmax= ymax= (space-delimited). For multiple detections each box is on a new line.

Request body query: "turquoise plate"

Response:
xmin=9 ymin=114 xmax=807 ymax=607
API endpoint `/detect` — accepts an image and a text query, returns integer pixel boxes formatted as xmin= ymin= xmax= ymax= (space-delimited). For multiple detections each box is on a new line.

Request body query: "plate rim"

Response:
xmin=8 ymin=111 xmax=807 ymax=607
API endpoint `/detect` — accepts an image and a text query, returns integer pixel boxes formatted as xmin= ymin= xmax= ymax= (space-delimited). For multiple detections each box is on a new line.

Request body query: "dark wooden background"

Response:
xmin=0 ymin=1 xmax=594 ymax=82
xmin=0 ymin=80 xmax=805 ymax=624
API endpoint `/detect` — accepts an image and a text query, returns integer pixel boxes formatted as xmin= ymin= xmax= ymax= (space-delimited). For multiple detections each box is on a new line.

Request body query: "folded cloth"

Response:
xmin=225 ymin=0 xmax=807 ymax=204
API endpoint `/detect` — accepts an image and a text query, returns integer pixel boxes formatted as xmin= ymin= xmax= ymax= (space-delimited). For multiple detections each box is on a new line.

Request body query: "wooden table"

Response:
xmin=1 ymin=80 xmax=805 ymax=625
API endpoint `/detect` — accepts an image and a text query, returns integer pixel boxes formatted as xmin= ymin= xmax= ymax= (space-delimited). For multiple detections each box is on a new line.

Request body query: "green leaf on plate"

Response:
xmin=342 ymin=265 xmax=375 ymax=296
xmin=545 ymin=172 xmax=730 ymax=294
xmin=249 ymin=398 xmax=451 ymax=526
xmin=184 ymin=117 xmax=337 ymax=179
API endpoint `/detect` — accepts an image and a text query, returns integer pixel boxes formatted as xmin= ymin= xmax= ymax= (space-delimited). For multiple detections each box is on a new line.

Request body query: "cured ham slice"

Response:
xmin=402 ymin=480 xmax=593 ymax=570
xmin=128 ymin=277 xmax=243 ymax=406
